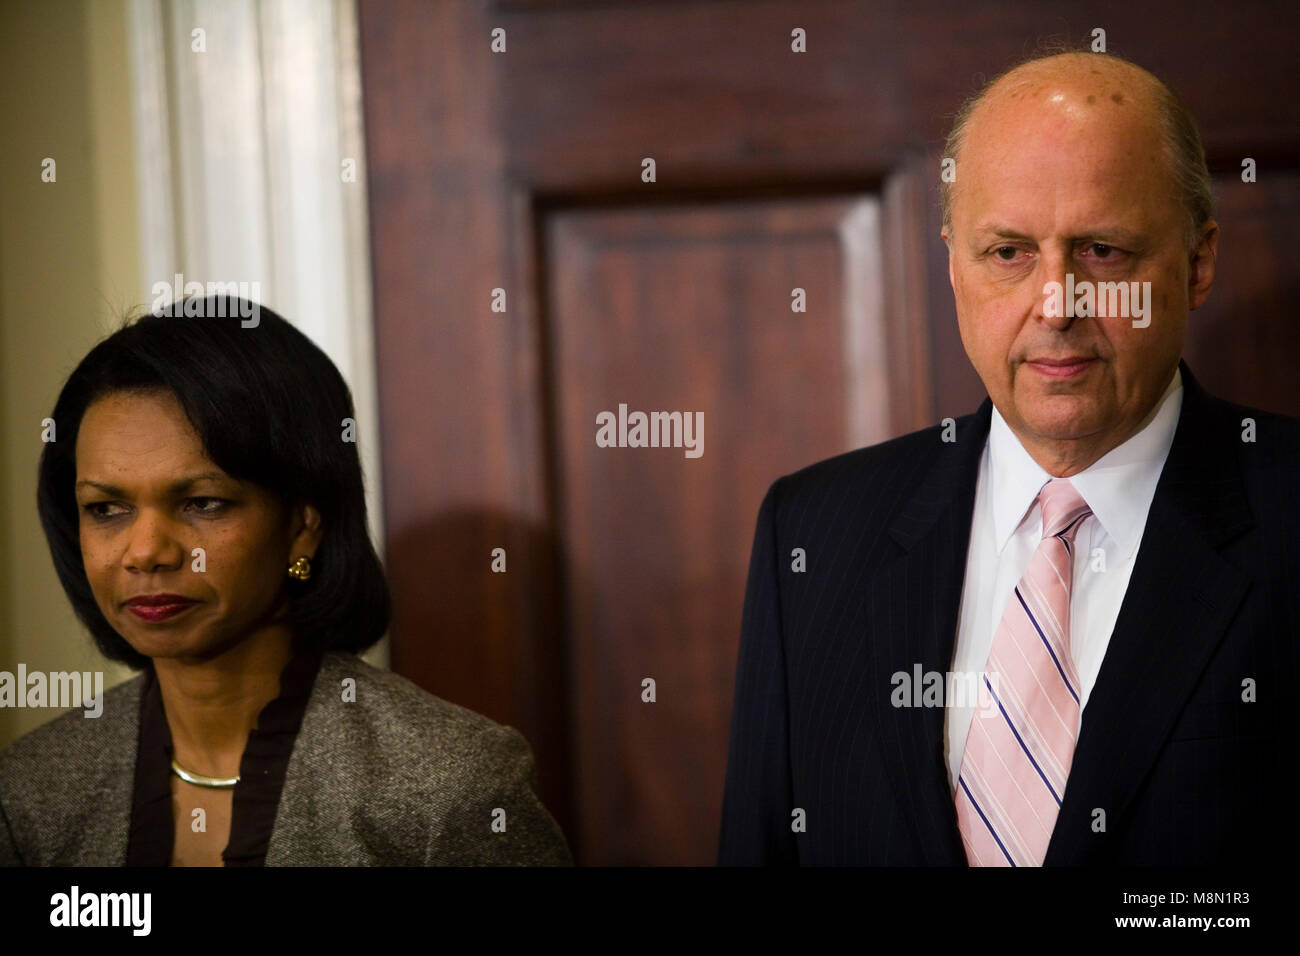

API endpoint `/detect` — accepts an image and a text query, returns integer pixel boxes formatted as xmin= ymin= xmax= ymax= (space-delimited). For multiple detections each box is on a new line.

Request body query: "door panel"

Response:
xmin=548 ymin=197 xmax=886 ymax=863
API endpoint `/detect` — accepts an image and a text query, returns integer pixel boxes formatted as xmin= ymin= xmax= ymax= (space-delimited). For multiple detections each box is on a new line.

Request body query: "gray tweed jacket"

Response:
xmin=0 ymin=652 xmax=572 ymax=866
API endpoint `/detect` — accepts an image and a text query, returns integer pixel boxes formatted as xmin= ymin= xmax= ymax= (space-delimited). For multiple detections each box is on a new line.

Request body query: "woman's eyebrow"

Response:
xmin=74 ymin=472 xmax=228 ymax=496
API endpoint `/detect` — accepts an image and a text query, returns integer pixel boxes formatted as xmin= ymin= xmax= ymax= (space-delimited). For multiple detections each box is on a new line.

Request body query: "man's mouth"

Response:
xmin=1024 ymin=356 xmax=1098 ymax=379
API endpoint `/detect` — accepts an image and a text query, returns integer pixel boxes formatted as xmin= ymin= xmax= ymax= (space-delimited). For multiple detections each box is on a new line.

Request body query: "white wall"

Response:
xmin=0 ymin=0 xmax=141 ymax=746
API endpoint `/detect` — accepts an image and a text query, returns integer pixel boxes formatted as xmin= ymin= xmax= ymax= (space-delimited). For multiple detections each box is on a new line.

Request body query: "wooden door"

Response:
xmin=357 ymin=0 xmax=1300 ymax=864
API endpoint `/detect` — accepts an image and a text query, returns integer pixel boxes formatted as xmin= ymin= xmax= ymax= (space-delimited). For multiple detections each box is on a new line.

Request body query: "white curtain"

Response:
xmin=126 ymin=0 xmax=386 ymax=660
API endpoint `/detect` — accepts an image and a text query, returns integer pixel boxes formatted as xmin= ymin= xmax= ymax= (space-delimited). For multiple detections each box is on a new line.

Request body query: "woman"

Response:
xmin=0 ymin=296 xmax=572 ymax=866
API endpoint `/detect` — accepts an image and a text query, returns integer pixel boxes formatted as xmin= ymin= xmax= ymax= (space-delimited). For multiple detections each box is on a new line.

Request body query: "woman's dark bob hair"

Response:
xmin=37 ymin=295 xmax=390 ymax=669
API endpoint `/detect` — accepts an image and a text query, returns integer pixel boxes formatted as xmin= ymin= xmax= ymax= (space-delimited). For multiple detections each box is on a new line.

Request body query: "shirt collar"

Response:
xmin=988 ymin=365 xmax=1183 ymax=560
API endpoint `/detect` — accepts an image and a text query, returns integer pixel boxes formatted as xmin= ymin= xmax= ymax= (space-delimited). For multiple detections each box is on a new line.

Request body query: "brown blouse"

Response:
xmin=124 ymin=642 xmax=325 ymax=866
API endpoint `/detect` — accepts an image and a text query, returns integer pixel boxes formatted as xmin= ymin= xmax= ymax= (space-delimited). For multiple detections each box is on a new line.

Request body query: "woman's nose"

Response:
xmin=122 ymin=510 xmax=186 ymax=572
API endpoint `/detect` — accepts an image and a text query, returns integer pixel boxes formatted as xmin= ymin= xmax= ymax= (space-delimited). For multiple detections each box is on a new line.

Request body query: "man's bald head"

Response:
xmin=940 ymin=51 xmax=1214 ymax=252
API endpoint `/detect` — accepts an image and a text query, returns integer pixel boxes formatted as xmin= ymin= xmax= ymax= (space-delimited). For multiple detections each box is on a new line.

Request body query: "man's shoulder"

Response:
xmin=1192 ymin=391 xmax=1300 ymax=541
xmin=1195 ymin=389 xmax=1300 ymax=463
xmin=766 ymin=407 xmax=983 ymax=516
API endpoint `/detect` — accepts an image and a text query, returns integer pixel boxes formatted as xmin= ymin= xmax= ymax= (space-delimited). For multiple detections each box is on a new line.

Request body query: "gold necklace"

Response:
xmin=170 ymin=759 xmax=239 ymax=789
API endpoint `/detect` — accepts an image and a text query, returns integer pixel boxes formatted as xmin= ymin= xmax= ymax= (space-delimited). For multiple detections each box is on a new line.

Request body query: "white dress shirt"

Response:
xmin=944 ymin=367 xmax=1184 ymax=794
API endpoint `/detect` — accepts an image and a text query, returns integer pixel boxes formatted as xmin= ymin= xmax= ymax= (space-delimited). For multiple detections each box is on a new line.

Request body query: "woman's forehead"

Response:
xmin=76 ymin=392 xmax=214 ymax=478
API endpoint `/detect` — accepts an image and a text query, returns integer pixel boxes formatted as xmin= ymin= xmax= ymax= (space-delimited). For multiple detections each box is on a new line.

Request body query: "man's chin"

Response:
xmin=1017 ymin=396 xmax=1105 ymax=442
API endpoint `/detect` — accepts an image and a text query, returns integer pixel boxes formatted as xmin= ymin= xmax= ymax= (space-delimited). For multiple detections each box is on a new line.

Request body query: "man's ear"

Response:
xmin=941 ymin=225 xmax=956 ymax=290
xmin=1188 ymin=220 xmax=1218 ymax=311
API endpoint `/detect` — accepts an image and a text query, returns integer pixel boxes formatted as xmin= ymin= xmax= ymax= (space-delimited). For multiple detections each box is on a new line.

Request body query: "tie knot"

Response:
xmin=1038 ymin=478 xmax=1091 ymax=540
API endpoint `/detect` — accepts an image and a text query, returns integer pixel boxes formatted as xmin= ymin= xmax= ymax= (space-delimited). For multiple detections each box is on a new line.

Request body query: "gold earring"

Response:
xmin=287 ymin=556 xmax=312 ymax=581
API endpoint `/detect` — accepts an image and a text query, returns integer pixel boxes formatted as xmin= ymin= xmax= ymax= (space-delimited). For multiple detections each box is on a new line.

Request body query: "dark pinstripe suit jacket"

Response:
xmin=719 ymin=360 xmax=1298 ymax=865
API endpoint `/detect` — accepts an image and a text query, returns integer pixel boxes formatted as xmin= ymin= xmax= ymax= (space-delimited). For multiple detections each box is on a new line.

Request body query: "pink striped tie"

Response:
xmin=956 ymin=478 xmax=1092 ymax=866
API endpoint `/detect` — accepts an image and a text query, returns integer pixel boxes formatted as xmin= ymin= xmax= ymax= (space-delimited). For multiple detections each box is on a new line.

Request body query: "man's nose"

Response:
xmin=1034 ymin=248 xmax=1079 ymax=332
xmin=122 ymin=509 xmax=186 ymax=573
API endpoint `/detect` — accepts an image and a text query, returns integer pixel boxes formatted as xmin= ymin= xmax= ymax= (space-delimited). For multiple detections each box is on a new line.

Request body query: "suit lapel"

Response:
xmin=863 ymin=400 xmax=991 ymax=864
xmin=1044 ymin=362 xmax=1254 ymax=864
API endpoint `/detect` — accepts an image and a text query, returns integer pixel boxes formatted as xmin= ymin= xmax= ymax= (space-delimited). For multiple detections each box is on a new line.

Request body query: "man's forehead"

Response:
xmin=986 ymin=53 xmax=1158 ymax=103
xmin=957 ymin=60 xmax=1170 ymax=207
xmin=965 ymin=57 xmax=1160 ymax=147
xmin=960 ymin=164 xmax=1167 ymax=240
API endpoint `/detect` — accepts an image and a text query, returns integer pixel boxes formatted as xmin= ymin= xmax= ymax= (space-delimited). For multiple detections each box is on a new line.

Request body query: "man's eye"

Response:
xmin=994 ymin=246 xmax=1020 ymax=260
xmin=1087 ymin=242 xmax=1121 ymax=259
xmin=186 ymin=497 xmax=227 ymax=514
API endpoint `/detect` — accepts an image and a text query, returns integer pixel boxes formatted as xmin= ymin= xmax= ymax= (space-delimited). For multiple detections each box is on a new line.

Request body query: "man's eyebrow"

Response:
xmin=75 ymin=471 xmax=229 ymax=497
xmin=971 ymin=224 xmax=1147 ymax=246
xmin=971 ymin=224 xmax=1034 ymax=241
xmin=1074 ymin=227 xmax=1147 ymax=247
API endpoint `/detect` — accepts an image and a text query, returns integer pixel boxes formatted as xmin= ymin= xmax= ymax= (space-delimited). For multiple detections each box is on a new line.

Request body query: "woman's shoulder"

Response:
xmin=308 ymin=651 xmax=532 ymax=768
xmin=0 ymin=673 xmax=144 ymax=773
xmin=277 ymin=652 xmax=571 ymax=865
xmin=0 ymin=674 xmax=145 ymax=865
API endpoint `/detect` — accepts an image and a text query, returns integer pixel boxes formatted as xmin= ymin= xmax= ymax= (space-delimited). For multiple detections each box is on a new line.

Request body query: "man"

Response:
xmin=719 ymin=51 xmax=1297 ymax=865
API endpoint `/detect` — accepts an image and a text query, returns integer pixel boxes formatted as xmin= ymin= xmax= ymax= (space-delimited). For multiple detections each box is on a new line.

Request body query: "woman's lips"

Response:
xmin=1026 ymin=357 xmax=1097 ymax=379
xmin=126 ymin=601 xmax=197 ymax=622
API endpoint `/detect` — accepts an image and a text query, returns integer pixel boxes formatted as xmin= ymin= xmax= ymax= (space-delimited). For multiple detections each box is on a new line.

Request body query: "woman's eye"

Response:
xmin=83 ymin=502 xmax=125 ymax=520
xmin=80 ymin=498 xmax=227 ymax=520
